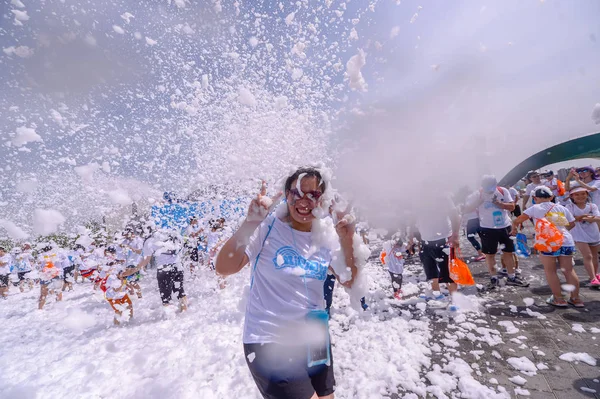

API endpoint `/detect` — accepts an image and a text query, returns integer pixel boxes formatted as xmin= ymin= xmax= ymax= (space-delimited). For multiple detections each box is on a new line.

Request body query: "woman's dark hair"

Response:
xmin=284 ymin=167 xmax=326 ymax=194
xmin=105 ymin=246 xmax=117 ymax=254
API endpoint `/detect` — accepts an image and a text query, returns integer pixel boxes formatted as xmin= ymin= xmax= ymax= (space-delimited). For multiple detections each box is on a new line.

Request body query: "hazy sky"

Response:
xmin=1 ymin=0 xmax=599 ymax=236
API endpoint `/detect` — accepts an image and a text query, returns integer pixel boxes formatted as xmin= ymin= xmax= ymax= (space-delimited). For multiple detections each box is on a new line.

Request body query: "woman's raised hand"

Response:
xmin=246 ymin=181 xmax=282 ymax=223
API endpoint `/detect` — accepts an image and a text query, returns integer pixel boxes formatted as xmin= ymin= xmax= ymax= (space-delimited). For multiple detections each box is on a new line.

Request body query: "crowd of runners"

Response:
xmin=1 ymin=165 xmax=600 ymax=399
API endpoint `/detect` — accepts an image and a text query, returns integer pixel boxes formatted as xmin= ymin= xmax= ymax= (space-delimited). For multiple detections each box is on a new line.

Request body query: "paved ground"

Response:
xmin=464 ymin=252 xmax=600 ymax=399
xmin=374 ymin=229 xmax=600 ymax=398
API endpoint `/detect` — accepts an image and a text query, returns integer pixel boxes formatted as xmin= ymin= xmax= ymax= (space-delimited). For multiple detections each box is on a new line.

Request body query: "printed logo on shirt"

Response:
xmin=272 ymin=246 xmax=328 ymax=280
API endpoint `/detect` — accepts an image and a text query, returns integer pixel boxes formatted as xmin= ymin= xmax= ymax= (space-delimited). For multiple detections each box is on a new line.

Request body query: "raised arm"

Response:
xmin=332 ymin=202 xmax=359 ymax=288
xmin=215 ymin=181 xmax=282 ymax=276
xmin=449 ymin=205 xmax=461 ymax=247
xmin=215 ymin=220 xmax=260 ymax=276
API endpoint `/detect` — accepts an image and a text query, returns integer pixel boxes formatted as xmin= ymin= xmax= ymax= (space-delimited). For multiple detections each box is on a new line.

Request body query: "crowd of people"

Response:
xmin=0 ymin=217 xmax=229 ymax=324
xmin=1 ymin=165 xmax=599 ymax=399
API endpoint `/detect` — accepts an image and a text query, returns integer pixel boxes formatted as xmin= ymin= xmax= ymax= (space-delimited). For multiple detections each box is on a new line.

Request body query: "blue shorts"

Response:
xmin=541 ymin=246 xmax=575 ymax=257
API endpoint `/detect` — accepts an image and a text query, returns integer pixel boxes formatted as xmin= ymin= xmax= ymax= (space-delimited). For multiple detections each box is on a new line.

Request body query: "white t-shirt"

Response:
xmin=39 ymin=250 xmax=69 ymax=270
xmin=383 ymin=242 xmax=406 ymax=274
xmin=543 ymin=178 xmax=560 ymax=197
xmin=525 ymin=183 xmax=538 ymax=196
xmin=104 ymin=271 xmax=127 ymax=300
xmin=523 ymin=203 xmax=576 ymax=247
xmin=14 ymin=252 xmax=34 ymax=272
xmin=509 ymin=187 xmax=519 ymax=202
xmin=0 ymin=254 xmax=11 ymax=275
xmin=243 ymin=215 xmax=331 ymax=344
xmin=415 ymin=196 xmax=456 ymax=242
xmin=565 ymin=202 xmax=600 ymax=244
xmin=142 ymin=231 xmax=181 ymax=268
xmin=121 ymin=237 xmax=144 ymax=266
xmin=466 ymin=188 xmax=513 ymax=229
xmin=207 ymin=231 xmax=222 ymax=251
xmin=587 ymin=180 xmax=600 ymax=208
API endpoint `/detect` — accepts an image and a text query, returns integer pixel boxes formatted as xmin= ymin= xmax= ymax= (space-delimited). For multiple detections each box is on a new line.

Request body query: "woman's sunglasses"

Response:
xmin=289 ymin=188 xmax=322 ymax=201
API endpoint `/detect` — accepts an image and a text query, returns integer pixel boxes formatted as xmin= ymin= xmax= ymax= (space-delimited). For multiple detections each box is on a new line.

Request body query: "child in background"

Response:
xmin=512 ymin=186 xmax=581 ymax=307
xmin=0 ymin=247 xmax=11 ymax=299
xmin=38 ymin=245 xmax=63 ymax=309
xmin=121 ymin=231 xmax=144 ymax=299
xmin=13 ymin=247 xmax=34 ymax=292
xmin=99 ymin=247 xmax=144 ymax=325
xmin=565 ymin=187 xmax=600 ymax=287
xmin=382 ymin=237 xmax=407 ymax=299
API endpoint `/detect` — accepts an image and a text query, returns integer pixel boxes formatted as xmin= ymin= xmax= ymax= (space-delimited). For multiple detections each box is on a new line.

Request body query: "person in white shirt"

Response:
xmin=14 ymin=245 xmax=35 ymax=292
xmin=100 ymin=246 xmax=143 ymax=325
xmin=566 ymin=166 xmax=600 ymax=209
xmin=37 ymin=244 xmax=64 ymax=309
xmin=215 ymin=168 xmax=359 ymax=399
xmin=565 ymin=187 xmax=600 ymax=287
xmin=411 ymin=194 xmax=460 ymax=299
xmin=137 ymin=227 xmax=187 ymax=311
xmin=120 ymin=229 xmax=144 ymax=299
xmin=0 ymin=247 xmax=12 ymax=299
xmin=465 ymin=176 xmax=528 ymax=290
xmin=522 ymin=171 xmax=543 ymax=210
xmin=512 ymin=186 xmax=582 ymax=308
xmin=184 ymin=217 xmax=202 ymax=274
xmin=508 ymin=186 xmax=522 ymax=217
xmin=382 ymin=238 xmax=407 ymax=299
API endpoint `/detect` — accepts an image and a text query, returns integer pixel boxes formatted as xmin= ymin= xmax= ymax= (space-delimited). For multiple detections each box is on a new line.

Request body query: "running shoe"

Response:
xmin=567 ymin=297 xmax=585 ymax=308
xmin=484 ymin=278 xmax=500 ymax=291
xmin=546 ymin=295 xmax=568 ymax=307
xmin=497 ymin=268 xmax=508 ymax=277
xmin=473 ymin=255 xmax=486 ymax=262
xmin=515 ymin=268 xmax=522 ymax=278
xmin=419 ymin=292 xmax=447 ymax=301
xmin=393 ymin=290 xmax=402 ymax=300
xmin=506 ymin=276 xmax=530 ymax=287
xmin=590 ymin=277 xmax=600 ymax=288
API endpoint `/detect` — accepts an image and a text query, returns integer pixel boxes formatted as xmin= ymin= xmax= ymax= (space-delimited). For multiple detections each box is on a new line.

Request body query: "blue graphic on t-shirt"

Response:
xmin=272 ymin=246 xmax=328 ymax=280
xmin=492 ymin=210 xmax=504 ymax=227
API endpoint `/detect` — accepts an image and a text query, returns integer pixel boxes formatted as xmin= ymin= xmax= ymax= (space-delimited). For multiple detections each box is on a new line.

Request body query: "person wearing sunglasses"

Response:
xmin=215 ymin=167 xmax=359 ymax=399
xmin=566 ymin=166 xmax=600 ymax=209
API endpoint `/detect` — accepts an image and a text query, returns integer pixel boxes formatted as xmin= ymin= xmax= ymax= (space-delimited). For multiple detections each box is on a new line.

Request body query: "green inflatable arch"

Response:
xmin=499 ymin=132 xmax=600 ymax=187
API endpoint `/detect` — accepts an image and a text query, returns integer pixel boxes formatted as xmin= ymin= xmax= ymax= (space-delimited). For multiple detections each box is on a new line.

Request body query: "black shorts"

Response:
xmin=389 ymin=271 xmax=403 ymax=291
xmin=512 ymin=204 xmax=522 ymax=217
xmin=190 ymin=247 xmax=199 ymax=262
xmin=17 ymin=272 xmax=30 ymax=282
xmin=480 ymin=227 xmax=515 ymax=254
xmin=63 ymin=266 xmax=75 ymax=282
xmin=244 ymin=342 xmax=335 ymax=399
xmin=420 ymin=238 xmax=453 ymax=284
xmin=0 ymin=274 xmax=9 ymax=287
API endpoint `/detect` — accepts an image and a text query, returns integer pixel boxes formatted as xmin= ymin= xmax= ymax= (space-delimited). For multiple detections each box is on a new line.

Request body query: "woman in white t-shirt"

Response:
xmin=216 ymin=168 xmax=359 ymax=399
xmin=512 ymin=186 xmax=582 ymax=308
xmin=566 ymin=167 xmax=600 ymax=208
xmin=565 ymin=187 xmax=600 ymax=287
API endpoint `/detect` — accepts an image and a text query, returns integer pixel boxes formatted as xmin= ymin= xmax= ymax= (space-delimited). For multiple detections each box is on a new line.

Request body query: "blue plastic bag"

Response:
xmin=516 ymin=233 xmax=531 ymax=258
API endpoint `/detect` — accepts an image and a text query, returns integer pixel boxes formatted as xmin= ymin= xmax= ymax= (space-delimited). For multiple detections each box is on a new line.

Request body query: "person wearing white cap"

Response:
xmin=465 ymin=175 xmax=528 ymax=290
xmin=565 ymin=186 xmax=600 ymax=287
xmin=512 ymin=186 xmax=582 ymax=307
xmin=566 ymin=167 xmax=600 ymax=208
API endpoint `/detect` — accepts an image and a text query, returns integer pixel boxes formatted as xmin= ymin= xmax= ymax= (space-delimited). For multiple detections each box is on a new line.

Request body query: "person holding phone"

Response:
xmin=215 ymin=167 xmax=358 ymax=399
